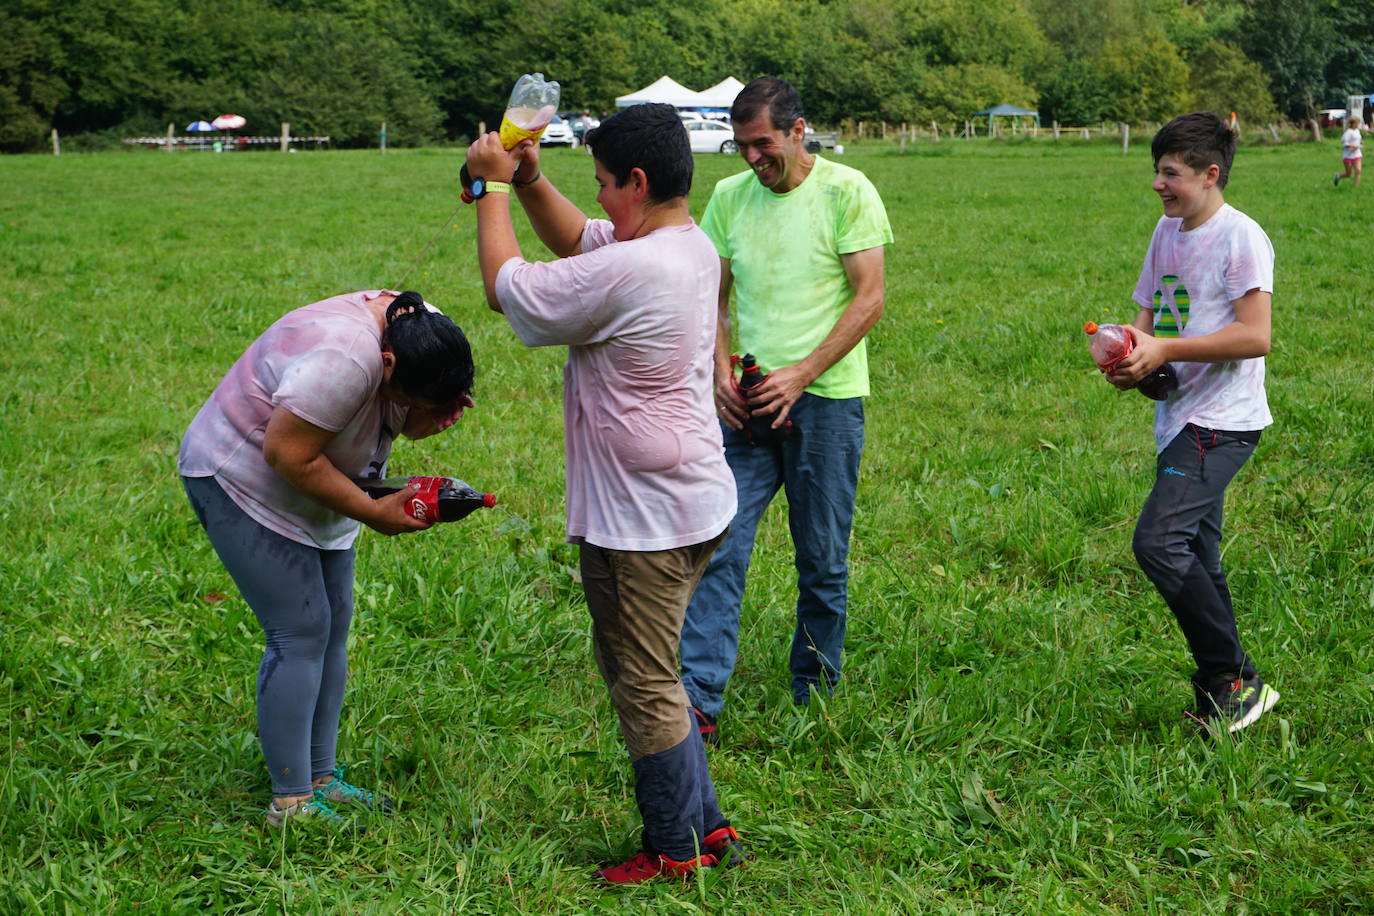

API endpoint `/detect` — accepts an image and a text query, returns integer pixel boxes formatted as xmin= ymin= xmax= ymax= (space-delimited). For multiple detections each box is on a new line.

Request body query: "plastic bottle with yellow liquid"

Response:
xmin=499 ymin=73 xmax=560 ymax=146
xmin=461 ymin=73 xmax=561 ymax=202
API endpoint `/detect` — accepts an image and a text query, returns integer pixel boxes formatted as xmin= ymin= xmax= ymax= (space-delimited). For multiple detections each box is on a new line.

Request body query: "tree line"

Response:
xmin=2 ymin=0 xmax=1371 ymax=152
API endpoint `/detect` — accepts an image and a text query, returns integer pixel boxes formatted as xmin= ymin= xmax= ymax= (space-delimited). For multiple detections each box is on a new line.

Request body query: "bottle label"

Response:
xmin=499 ymin=115 xmax=549 ymax=149
xmin=405 ymin=476 xmax=444 ymax=521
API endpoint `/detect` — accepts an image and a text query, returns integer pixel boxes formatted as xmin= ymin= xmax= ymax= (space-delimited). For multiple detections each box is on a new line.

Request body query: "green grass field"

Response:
xmin=2 ymin=138 xmax=1372 ymax=914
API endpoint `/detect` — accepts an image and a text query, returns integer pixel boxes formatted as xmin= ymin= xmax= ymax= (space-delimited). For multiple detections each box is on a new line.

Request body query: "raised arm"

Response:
xmin=467 ymin=133 xmax=525 ymax=313
xmin=511 ymin=143 xmax=589 ymax=258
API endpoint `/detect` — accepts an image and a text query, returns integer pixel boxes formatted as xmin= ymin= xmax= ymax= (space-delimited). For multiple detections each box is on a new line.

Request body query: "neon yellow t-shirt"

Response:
xmin=701 ymin=156 xmax=893 ymax=398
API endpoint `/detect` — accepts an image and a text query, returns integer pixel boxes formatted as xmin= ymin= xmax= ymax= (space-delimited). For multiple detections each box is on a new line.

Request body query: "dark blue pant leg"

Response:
xmin=679 ymin=423 xmax=783 ymax=717
xmin=1131 ymin=426 xmax=1260 ymax=682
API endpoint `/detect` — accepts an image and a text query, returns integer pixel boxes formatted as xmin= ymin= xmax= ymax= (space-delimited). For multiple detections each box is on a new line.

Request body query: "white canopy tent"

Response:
xmin=614 ymin=76 xmax=703 ymax=108
xmin=693 ymin=77 xmax=746 ymax=109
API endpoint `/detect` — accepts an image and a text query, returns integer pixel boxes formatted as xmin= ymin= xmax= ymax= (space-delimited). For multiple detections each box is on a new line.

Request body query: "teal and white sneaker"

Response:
xmin=264 ymin=795 xmax=354 ymax=830
xmin=1188 ymin=674 xmax=1280 ymax=735
xmin=314 ymin=765 xmax=395 ymax=814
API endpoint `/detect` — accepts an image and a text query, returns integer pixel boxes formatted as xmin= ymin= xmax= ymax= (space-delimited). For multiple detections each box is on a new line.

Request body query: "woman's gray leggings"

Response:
xmin=183 ymin=476 xmax=354 ymax=797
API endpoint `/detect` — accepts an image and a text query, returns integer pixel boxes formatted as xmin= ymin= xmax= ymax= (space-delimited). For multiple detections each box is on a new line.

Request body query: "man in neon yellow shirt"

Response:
xmin=681 ymin=77 xmax=892 ymax=743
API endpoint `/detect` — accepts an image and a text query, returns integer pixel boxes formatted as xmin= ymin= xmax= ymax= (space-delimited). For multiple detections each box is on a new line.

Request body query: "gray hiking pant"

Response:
xmin=183 ymin=476 xmax=353 ymax=797
xmin=1132 ymin=425 xmax=1261 ymax=683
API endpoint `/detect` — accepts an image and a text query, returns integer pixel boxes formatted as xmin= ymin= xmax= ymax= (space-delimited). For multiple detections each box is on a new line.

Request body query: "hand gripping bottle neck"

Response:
xmin=461 ymin=73 xmax=561 ymax=203
xmin=733 ymin=353 xmax=795 ymax=446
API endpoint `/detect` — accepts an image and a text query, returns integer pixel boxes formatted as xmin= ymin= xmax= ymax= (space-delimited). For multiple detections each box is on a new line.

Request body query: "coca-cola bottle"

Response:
xmin=735 ymin=353 xmax=795 ymax=445
xmin=1083 ymin=321 xmax=1178 ymax=401
xmin=356 ymin=476 xmax=496 ymax=523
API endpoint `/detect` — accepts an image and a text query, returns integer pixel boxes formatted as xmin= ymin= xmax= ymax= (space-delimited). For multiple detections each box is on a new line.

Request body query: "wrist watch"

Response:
xmin=468 ymin=176 xmax=512 ymax=199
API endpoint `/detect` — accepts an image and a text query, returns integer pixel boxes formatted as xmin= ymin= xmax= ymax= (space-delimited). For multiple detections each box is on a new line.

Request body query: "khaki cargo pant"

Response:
xmin=579 ymin=529 xmax=727 ymax=761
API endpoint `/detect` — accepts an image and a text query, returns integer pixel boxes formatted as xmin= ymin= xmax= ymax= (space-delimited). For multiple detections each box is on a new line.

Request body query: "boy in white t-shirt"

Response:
xmin=464 ymin=104 xmax=743 ymax=883
xmin=1334 ymin=116 xmax=1362 ymax=187
xmin=1106 ymin=111 xmax=1279 ymax=736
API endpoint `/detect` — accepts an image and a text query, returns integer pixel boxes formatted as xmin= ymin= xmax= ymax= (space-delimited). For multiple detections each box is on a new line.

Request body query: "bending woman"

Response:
xmin=178 ymin=290 xmax=475 ymax=828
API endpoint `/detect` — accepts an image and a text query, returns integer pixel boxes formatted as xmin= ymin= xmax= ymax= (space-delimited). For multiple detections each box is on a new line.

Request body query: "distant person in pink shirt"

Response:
xmin=179 ymin=290 xmax=475 ymax=829
xmin=464 ymin=103 xmax=744 ymax=884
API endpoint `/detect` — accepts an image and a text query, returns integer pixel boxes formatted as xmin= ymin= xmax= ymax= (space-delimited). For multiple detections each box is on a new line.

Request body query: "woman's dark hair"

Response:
xmin=1151 ymin=111 xmax=1237 ymax=189
xmin=382 ymin=290 xmax=474 ymax=405
xmin=585 ymin=103 xmax=693 ymax=203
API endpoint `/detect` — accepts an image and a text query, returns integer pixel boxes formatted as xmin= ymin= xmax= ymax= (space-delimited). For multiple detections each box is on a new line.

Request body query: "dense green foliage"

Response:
xmin=2 ymin=139 xmax=1373 ymax=912
xmin=2 ymin=0 xmax=1371 ymax=152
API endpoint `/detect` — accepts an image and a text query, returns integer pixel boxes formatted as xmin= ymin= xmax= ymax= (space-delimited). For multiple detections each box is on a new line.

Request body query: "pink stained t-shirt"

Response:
xmin=1131 ymin=205 xmax=1274 ymax=452
xmin=178 ymin=290 xmax=409 ymax=549
xmin=495 ymin=219 xmax=736 ymax=551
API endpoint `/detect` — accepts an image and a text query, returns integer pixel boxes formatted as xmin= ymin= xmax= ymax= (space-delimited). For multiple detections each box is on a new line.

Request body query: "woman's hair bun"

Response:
xmin=385 ymin=290 xmax=426 ymax=325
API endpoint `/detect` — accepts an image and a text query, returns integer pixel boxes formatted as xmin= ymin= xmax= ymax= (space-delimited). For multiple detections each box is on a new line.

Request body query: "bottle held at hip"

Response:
xmin=356 ymin=476 xmax=497 ymax=523
xmin=734 ymin=353 xmax=796 ymax=446
xmin=1083 ymin=321 xmax=1178 ymax=401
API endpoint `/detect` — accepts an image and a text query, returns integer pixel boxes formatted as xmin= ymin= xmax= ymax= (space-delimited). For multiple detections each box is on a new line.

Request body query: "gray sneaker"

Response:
xmin=1189 ymin=674 xmax=1280 ymax=735
xmin=264 ymin=795 xmax=354 ymax=830
xmin=314 ymin=765 xmax=395 ymax=814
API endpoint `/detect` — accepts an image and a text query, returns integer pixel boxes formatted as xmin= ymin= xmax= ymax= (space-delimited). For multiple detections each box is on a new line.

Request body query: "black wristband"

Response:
xmin=512 ymin=171 xmax=542 ymax=189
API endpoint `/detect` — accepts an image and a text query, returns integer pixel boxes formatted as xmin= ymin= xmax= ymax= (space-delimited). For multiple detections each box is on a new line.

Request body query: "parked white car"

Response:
xmin=540 ymin=115 xmax=576 ymax=147
xmin=682 ymin=118 xmax=738 ymax=154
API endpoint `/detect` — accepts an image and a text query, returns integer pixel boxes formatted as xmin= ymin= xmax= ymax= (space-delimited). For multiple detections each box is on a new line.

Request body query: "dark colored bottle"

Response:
xmin=736 ymin=353 xmax=795 ymax=446
xmin=1135 ymin=363 xmax=1179 ymax=401
xmin=356 ymin=476 xmax=496 ymax=523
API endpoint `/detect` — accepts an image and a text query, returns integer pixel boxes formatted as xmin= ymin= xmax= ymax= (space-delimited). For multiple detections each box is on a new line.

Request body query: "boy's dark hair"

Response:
xmin=1152 ymin=111 xmax=1237 ymax=189
xmin=382 ymin=291 xmax=475 ymax=406
xmin=732 ymin=77 xmax=805 ymax=132
xmin=585 ymin=103 xmax=692 ymax=203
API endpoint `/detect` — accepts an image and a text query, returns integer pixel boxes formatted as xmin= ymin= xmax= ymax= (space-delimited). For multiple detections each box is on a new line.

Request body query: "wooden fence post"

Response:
xmin=379 ymin=121 xmax=387 ymax=154
xmin=165 ymin=121 xmax=174 ymax=152
xmin=51 ymin=128 xmax=60 ymax=156
xmin=931 ymin=121 xmax=939 ymax=141
xmin=281 ymin=122 xmax=290 ymax=153
xmin=1120 ymin=123 xmax=1129 ymax=153
xmin=1053 ymin=121 xmax=1060 ymax=139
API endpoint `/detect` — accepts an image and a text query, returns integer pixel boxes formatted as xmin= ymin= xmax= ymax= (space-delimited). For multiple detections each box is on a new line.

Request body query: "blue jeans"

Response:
xmin=680 ymin=394 xmax=864 ymax=715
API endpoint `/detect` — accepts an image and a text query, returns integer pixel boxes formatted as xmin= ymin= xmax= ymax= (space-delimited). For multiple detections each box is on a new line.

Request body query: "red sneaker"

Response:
xmin=704 ymin=826 xmax=748 ymax=868
xmin=594 ymin=850 xmax=718 ymax=885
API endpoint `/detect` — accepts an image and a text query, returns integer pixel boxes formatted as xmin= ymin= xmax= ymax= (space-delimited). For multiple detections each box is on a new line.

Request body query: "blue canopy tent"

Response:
xmin=974 ymin=103 xmax=1040 ymax=134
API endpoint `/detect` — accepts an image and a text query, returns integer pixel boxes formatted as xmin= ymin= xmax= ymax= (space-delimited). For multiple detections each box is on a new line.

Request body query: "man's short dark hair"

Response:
xmin=1151 ymin=111 xmax=1237 ymax=189
xmin=585 ymin=103 xmax=692 ymax=203
xmin=731 ymin=77 xmax=804 ymax=132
